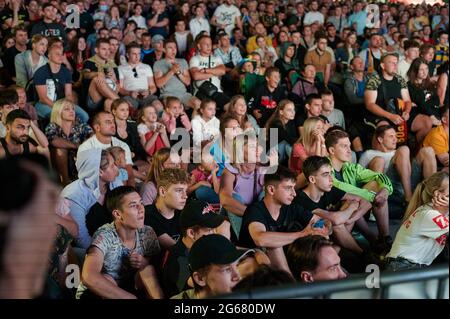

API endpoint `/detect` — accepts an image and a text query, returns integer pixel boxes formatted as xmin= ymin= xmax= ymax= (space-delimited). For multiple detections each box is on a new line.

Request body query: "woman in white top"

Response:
xmin=255 ymin=35 xmax=278 ymax=68
xmin=128 ymin=4 xmax=147 ymax=29
xmin=386 ymin=171 xmax=449 ymax=271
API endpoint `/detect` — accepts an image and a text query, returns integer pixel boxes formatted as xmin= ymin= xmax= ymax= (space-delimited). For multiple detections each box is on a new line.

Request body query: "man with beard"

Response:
xmin=0 ymin=109 xmax=38 ymax=158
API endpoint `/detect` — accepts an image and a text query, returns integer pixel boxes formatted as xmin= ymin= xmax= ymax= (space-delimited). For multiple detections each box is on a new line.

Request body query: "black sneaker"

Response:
xmin=371 ymin=236 xmax=393 ymax=256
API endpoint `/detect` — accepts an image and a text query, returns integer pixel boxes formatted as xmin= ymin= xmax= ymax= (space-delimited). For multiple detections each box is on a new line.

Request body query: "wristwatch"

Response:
xmin=176 ymin=70 xmax=182 ymax=75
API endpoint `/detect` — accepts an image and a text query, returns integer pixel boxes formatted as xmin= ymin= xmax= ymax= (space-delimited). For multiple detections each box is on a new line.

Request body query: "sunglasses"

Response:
xmin=132 ymin=67 xmax=138 ymax=78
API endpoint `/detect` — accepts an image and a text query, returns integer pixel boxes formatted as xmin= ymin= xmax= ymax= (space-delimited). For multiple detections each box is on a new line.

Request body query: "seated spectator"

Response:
xmin=144 ymin=168 xmax=189 ymax=250
xmin=233 ymin=265 xmax=295 ymax=292
xmin=397 ymin=40 xmax=420 ymax=80
xmin=304 ymin=33 xmax=333 ymax=85
xmin=108 ymin=146 xmax=130 ymax=186
xmin=45 ymin=99 xmax=93 ymax=185
xmin=420 ymin=43 xmax=437 ymax=78
xmin=162 ymin=199 xmax=225 ymax=297
xmin=321 ymin=89 xmax=345 ymax=129
xmin=274 ymin=42 xmax=299 ymax=87
xmin=358 ymin=33 xmax=384 ymax=75
xmin=169 ymin=19 xmax=193 ymax=59
xmin=360 ymin=125 xmax=437 ymax=218
xmin=239 ymin=166 xmax=327 ymax=273
xmin=248 ymin=67 xmax=286 ymax=126
xmin=297 ymin=156 xmax=373 ymax=257
xmin=77 ymin=111 xmax=135 ymax=187
xmin=286 ymin=235 xmax=347 ymax=283
xmin=172 ymin=234 xmax=253 ymax=299
xmin=154 ymin=39 xmax=200 ymax=111
xmin=246 ymin=22 xmax=273 ymax=54
xmin=386 ymin=171 xmax=449 ymax=271
xmin=434 ymin=31 xmax=449 ymax=68
xmin=65 ymin=36 xmax=89 ymax=85
xmin=335 ymin=31 xmax=358 ymax=75
xmin=30 ymin=3 xmax=66 ymax=43
xmin=82 ymin=39 xmax=120 ymax=113
xmin=76 ymin=186 xmax=163 ymax=299
xmin=118 ymin=42 xmax=161 ymax=111
xmin=128 ymin=3 xmax=147 ymax=29
xmin=423 ymin=105 xmax=449 ymax=170
xmin=140 ymin=148 xmax=181 ymax=206
xmin=225 ymin=95 xmax=260 ymax=134
xmin=160 ymin=96 xmax=192 ymax=145
xmin=265 ymin=100 xmax=298 ymax=164
xmin=147 ymin=0 xmax=170 ymax=38
xmin=13 ymin=85 xmax=38 ymax=125
xmin=143 ymin=35 xmax=166 ymax=68
xmin=188 ymin=153 xmax=220 ymax=204
xmin=189 ymin=34 xmax=230 ymax=113
xmin=290 ymin=117 xmax=327 ymax=175
xmin=291 ymin=64 xmax=319 ymax=107
xmin=0 ymin=88 xmax=18 ymax=138
xmin=255 ymin=35 xmax=278 ymax=68
xmin=407 ymin=58 xmax=443 ymax=131
xmin=61 ymin=148 xmax=121 ymax=249
xmin=137 ymin=104 xmax=170 ymax=157
xmin=295 ymin=93 xmax=325 ymax=134
xmin=209 ymin=114 xmax=243 ymax=177
xmin=0 ymin=109 xmax=44 ymax=159
xmin=191 ymin=99 xmax=220 ymax=155
xmin=214 ymin=31 xmax=242 ymax=95
xmin=2 ymin=25 xmax=28 ymax=84
xmin=188 ymin=4 xmax=211 ymax=41
xmin=111 ymin=99 xmax=148 ymax=179
xmin=325 ymin=23 xmax=342 ymax=51
xmin=34 ymin=43 xmax=89 ymax=123
xmin=220 ymin=133 xmax=276 ymax=240
xmin=14 ymin=34 xmax=48 ymax=92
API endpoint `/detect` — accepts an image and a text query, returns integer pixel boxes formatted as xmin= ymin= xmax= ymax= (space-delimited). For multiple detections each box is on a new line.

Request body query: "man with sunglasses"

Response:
xmin=118 ymin=42 xmax=162 ymax=111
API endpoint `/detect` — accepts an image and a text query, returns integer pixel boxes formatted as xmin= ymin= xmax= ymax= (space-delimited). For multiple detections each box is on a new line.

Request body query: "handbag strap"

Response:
xmin=208 ymin=55 xmax=212 ymax=82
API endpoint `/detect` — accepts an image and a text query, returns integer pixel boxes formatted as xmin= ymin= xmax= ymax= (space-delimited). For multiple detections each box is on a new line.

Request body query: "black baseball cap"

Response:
xmin=188 ymin=234 xmax=254 ymax=272
xmin=180 ymin=199 xmax=225 ymax=229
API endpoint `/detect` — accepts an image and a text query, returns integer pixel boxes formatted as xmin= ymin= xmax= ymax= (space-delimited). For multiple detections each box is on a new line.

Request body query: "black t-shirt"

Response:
xmin=162 ymin=239 xmax=190 ymax=297
xmin=86 ymin=202 xmax=112 ymax=236
xmin=239 ymin=200 xmax=313 ymax=248
xmin=144 ymin=204 xmax=181 ymax=242
xmin=295 ymin=187 xmax=346 ymax=212
xmin=407 ymin=82 xmax=441 ymax=118
xmin=248 ymin=84 xmax=286 ymax=126
xmin=30 ymin=21 xmax=66 ymax=44
xmin=115 ymin=121 xmax=148 ymax=161
xmin=2 ymin=46 xmax=22 ymax=78
xmin=271 ymin=119 xmax=298 ymax=146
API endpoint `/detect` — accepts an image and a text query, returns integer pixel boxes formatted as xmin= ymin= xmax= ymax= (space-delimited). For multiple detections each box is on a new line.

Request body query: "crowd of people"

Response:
xmin=0 ymin=0 xmax=448 ymax=299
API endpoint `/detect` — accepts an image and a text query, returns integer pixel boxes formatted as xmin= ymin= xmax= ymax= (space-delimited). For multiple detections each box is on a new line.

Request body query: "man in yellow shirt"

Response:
xmin=423 ymin=105 xmax=449 ymax=170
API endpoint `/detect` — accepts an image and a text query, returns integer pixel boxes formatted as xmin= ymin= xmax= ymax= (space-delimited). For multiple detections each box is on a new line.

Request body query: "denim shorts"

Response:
xmin=386 ymin=256 xmax=427 ymax=272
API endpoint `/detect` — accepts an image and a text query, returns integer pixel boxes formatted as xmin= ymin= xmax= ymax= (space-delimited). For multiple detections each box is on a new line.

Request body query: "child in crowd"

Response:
xmin=188 ymin=153 xmax=220 ymax=204
xmin=160 ymin=96 xmax=192 ymax=145
xmin=191 ymin=99 xmax=220 ymax=153
xmin=137 ymin=104 xmax=170 ymax=156
xmin=108 ymin=146 xmax=129 ymax=186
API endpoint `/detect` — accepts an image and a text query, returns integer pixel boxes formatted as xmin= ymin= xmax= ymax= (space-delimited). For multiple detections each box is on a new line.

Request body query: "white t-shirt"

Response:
xmin=303 ymin=11 xmax=324 ymax=25
xmin=119 ymin=63 xmax=154 ymax=92
xmin=189 ymin=17 xmax=211 ymax=40
xmin=77 ymin=135 xmax=133 ymax=165
xmin=387 ymin=204 xmax=449 ymax=265
xmin=191 ymin=115 xmax=220 ymax=147
xmin=129 ymin=15 xmax=147 ymax=29
xmin=137 ymin=123 xmax=151 ymax=137
xmin=213 ymin=4 xmax=241 ymax=35
xmin=358 ymin=149 xmax=396 ymax=172
xmin=189 ymin=54 xmax=224 ymax=94
xmin=397 ymin=59 xmax=411 ymax=81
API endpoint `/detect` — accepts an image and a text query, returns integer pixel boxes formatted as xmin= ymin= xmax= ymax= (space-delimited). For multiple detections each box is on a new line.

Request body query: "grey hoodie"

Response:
xmin=61 ymin=148 xmax=122 ymax=249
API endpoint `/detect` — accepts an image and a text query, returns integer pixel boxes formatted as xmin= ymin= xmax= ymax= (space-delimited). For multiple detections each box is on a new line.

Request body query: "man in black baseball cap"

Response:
xmin=171 ymin=233 xmax=254 ymax=299
xmin=162 ymin=199 xmax=226 ymax=298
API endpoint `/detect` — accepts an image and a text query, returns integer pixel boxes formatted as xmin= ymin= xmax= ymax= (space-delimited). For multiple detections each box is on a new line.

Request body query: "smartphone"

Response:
xmin=313 ymin=219 xmax=325 ymax=229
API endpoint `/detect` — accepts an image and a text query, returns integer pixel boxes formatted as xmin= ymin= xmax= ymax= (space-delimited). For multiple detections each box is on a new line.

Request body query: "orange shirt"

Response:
xmin=423 ymin=125 xmax=449 ymax=155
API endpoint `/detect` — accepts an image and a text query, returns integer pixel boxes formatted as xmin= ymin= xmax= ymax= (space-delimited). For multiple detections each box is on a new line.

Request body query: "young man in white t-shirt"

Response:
xmin=118 ymin=43 xmax=162 ymax=111
xmin=211 ymin=0 xmax=242 ymax=36
xmin=77 ymin=111 xmax=135 ymax=186
xmin=358 ymin=124 xmax=437 ymax=218
xmin=189 ymin=34 xmax=230 ymax=112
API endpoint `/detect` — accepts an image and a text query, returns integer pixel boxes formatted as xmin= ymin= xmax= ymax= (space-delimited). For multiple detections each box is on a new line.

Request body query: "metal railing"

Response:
xmin=220 ymin=264 xmax=449 ymax=299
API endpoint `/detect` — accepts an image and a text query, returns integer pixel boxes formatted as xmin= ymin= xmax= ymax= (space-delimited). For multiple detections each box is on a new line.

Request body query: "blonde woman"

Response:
xmin=45 ymin=99 xmax=93 ymax=185
xmin=386 ymin=171 xmax=449 ymax=271
xmin=225 ymin=95 xmax=260 ymax=134
xmin=289 ymin=117 xmax=327 ymax=175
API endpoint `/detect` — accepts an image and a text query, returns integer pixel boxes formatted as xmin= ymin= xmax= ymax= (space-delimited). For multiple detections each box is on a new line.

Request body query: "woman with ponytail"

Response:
xmin=386 ymin=171 xmax=449 ymax=271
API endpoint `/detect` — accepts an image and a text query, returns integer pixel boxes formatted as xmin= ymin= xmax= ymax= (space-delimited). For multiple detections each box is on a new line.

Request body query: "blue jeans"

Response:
xmin=278 ymin=141 xmax=292 ymax=163
xmin=195 ymin=186 xmax=220 ymax=204
xmin=35 ymin=102 xmax=89 ymax=123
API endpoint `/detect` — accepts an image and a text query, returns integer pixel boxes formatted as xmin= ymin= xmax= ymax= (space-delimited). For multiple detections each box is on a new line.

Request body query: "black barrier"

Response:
xmin=219 ymin=264 xmax=449 ymax=299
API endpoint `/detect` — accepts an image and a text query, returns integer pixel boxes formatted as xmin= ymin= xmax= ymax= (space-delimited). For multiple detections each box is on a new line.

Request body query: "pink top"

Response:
xmin=290 ymin=143 xmax=308 ymax=175
xmin=160 ymin=111 xmax=192 ymax=134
